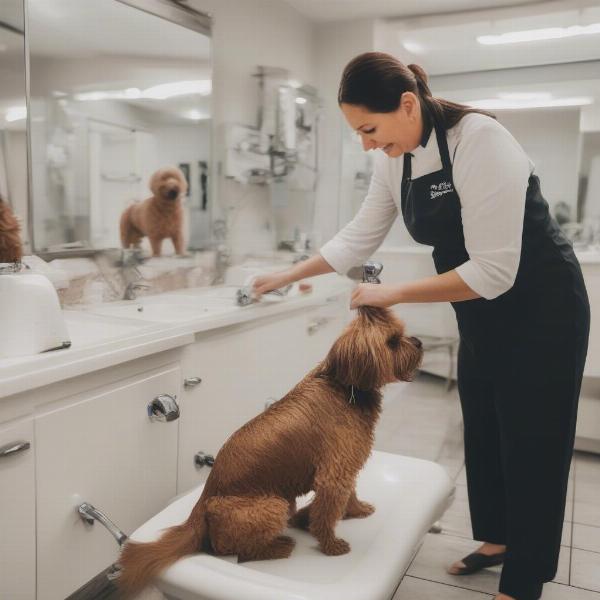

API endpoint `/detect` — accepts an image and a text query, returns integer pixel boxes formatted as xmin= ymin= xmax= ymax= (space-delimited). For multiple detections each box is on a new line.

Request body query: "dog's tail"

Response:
xmin=116 ymin=508 xmax=207 ymax=597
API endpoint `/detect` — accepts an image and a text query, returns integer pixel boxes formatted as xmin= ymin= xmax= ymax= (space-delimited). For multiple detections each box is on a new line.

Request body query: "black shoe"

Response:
xmin=448 ymin=551 xmax=506 ymax=575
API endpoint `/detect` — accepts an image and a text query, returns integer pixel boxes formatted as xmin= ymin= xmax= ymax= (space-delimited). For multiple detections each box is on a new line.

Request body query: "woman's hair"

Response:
xmin=338 ymin=52 xmax=495 ymax=129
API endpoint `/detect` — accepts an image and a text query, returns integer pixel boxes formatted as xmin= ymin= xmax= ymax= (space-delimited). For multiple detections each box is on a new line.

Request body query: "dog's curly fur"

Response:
xmin=0 ymin=196 xmax=23 ymax=263
xmin=116 ymin=306 xmax=423 ymax=597
xmin=120 ymin=167 xmax=187 ymax=256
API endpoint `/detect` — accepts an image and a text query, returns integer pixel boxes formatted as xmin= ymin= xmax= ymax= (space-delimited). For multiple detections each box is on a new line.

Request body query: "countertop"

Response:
xmin=0 ymin=274 xmax=353 ymax=400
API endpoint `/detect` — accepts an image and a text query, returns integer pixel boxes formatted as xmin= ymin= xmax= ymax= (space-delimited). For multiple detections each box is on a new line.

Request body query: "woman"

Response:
xmin=252 ymin=52 xmax=589 ymax=600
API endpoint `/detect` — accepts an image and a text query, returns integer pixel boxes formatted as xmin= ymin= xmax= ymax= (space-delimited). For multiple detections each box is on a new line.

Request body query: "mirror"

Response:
xmin=0 ymin=0 xmax=28 ymax=252
xmin=27 ymin=0 xmax=212 ymax=255
xmin=338 ymin=1 xmax=600 ymax=247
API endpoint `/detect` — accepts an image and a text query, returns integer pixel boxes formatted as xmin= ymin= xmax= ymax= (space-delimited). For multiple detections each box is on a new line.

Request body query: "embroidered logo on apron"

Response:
xmin=430 ymin=181 xmax=454 ymax=199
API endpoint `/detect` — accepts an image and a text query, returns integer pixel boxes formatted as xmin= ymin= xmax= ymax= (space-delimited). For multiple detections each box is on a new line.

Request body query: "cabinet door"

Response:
xmin=582 ymin=263 xmax=600 ymax=377
xmin=35 ymin=366 xmax=180 ymax=600
xmin=301 ymin=295 xmax=350 ymax=374
xmin=0 ymin=418 xmax=35 ymax=600
xmin=178 ymin=325 xmax=262 ymax=493
xmin=178 ymin=312 xmax=314 ymax=494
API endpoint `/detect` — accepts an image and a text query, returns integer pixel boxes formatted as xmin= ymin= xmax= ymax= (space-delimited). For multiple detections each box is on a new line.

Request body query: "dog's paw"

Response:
xmin=288 ymin=507 xmax=310 ymax=530
xmin=274 ymin=535 xmax=296 ymax=550
xmin=321 ymin=537 xmax=351 ymax=556
xmin=344 ymin=501 xmax=375 ymax=519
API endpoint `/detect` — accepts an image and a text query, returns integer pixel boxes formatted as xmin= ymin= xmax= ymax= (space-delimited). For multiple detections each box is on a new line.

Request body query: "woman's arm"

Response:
xmin=350 ymin=269 xmax=480 ymax=309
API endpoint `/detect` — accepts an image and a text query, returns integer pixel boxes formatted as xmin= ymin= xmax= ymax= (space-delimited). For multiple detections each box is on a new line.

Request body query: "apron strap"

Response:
xmin=434 ymin=121 xmax=452 ymax=173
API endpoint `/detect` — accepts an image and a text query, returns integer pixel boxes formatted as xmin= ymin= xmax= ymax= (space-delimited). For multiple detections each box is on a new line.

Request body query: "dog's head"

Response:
xmin=321 ymin=306 xmax=423 ymax=391
xmin=149 ymin=167 xmax=188 ymax=202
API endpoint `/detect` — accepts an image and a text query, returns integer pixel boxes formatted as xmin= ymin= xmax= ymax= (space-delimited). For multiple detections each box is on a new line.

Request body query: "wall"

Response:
xmin=497 ymin=108 xmax=581 ymax=218
xmin=312 ymin=18 xmax=378 ymax=250
xmin=187 ymin=0 xmax=317 ymax=259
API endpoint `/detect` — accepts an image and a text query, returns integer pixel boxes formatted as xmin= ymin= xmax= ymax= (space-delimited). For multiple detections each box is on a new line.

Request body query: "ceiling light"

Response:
xmin=402 ymin=41 xmax=425 ymax=54
xmin=5 ymin=106 xmax=26 ymax=122
xmin=478 ymin=23 xmax=600 ymax=45
xmin=185 ymin=110 xmax=208 ymax=121
xmin=74 ymin=88 xmax=141 ymax=101
xmin=465 ymin=96 xmax=594 ymax=109
xmin=142 ymin=80 xmax=211 ymax=100
xmin=295 ymin=97 xmax=307 ymax=105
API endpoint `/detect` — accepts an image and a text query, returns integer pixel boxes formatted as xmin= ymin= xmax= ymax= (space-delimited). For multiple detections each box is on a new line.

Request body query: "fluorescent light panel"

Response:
xmin=74 ymin=80 xmax=211 ymax=102
xmin=478 ymin=23 xmax=600 ymax=45
xmin=466 ymin=95 xmax=594 ymax=109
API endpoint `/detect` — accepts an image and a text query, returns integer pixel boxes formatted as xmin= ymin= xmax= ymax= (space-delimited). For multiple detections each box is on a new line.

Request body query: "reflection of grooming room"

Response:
xmin=1 ymin=2 xmax=600 ymax=600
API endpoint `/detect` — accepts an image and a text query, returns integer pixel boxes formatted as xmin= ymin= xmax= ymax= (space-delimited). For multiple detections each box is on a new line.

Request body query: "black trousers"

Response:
xmin=457 ymin=323 xmax=589 ymax=600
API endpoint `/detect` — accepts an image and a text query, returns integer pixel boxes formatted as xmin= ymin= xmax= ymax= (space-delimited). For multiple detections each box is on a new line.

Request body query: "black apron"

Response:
xmin=400 ymin=112 xmax=590 ymax=600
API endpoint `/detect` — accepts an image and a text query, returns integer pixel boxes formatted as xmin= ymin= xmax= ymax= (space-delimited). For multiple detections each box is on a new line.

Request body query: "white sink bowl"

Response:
xmin=88 ymin=301 xmax=236 ymax=323
xmin=62 ymin=311 xmax=155 ymax=346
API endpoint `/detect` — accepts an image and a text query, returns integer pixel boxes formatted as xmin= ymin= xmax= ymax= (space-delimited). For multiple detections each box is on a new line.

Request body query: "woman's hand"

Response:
xmin=350 ymin=283 xmax=402 ymax=310
xmin=251 ymin=270 xmax=294 ymax=299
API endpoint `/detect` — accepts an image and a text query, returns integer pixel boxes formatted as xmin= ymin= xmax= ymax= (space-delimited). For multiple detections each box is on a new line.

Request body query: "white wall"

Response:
xmin=497 ymin=108 xmax=581 ymax=218
xmin=312 ymin=18 xmax=377 ymax=250
xmin=187 ymin=0 xmax=317 ymax=259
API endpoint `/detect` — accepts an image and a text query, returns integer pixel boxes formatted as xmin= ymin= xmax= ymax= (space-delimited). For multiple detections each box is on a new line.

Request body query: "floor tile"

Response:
xmin=571 ymin=548 xmax=600 ymax=592
xmin=392 ymin=575 xmax=493 ymax=599
xmin=573 ymin=523 xmax=600 ymax=554
xmin=408 ymin=531 xmax=571 ymax=595
xmin=540 ymin=582 xmax=600 ymax=599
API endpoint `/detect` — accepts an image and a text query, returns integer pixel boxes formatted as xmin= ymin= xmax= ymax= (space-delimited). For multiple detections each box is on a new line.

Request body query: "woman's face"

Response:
xmin=340 ymin=93 xmax=422 ymax=158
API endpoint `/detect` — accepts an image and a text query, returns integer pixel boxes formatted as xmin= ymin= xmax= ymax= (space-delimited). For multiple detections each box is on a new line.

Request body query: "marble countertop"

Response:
xmin=0 ymin=274 xmax=353 ymax=400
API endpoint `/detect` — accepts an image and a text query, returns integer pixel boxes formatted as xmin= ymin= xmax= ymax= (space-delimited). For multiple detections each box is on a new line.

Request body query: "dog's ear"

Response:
xmin=322 ymin=334 xmax=382 ymax=390
xmin=322 ymin=310 xmax=394 ymax=390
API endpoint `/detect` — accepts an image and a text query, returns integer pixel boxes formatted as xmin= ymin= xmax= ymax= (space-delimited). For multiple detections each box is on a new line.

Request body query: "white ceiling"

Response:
xmin=388 ymin=2 xmax=600 ymax=76
xmin=27 ymin=0 xmax=210 ymax=60
xmin=282 ymin=0 xmax=546 ymax=22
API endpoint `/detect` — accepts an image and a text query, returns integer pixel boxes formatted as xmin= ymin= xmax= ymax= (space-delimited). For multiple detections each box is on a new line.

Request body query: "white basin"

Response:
xmin=88 ymin=302 xmax=235 ymax=323
xmin=62 ymin=311 xmax=155 ymax=346
xmin=129 ymin=450 xmax=454 ymax=600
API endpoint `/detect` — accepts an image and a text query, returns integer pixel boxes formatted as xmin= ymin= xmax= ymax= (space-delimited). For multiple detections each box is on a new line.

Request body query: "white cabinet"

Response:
xmin=177 ymin=297 xmax=351 ymax=494
xmin=575 ymin=262 xmax=600 ymax=453
xmin=581 ymin=262 xmax=600 ymax=378
xmin=0 ymin=418 xmax=35 ymax=600
xmin=300 ymin=293 xmax=351 ymax=375
xmin=34 ymin=365 xmax=181 ymax=600
xmin=177 ymin=314 xmax=305 ymax=493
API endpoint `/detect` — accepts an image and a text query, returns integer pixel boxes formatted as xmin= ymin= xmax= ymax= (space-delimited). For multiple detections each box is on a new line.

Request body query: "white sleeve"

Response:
xmin=319 ymin=154 xmax=398 ymax=275
xmin=453 ymin=119 xmax=531 ymax=300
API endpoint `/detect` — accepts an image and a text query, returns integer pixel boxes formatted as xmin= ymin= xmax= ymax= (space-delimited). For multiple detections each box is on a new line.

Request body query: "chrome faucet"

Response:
xmin=124 ymin=281 xmax=150 ymax=300
xmin=346 ymin=261 xmax=384 ymax=283
xmin=78 ymin=502 xmax=128 ymax=546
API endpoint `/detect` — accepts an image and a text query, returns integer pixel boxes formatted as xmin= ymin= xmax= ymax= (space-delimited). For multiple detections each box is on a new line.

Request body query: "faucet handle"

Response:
xmin=362 ymin=261 xmax=383 ymax=284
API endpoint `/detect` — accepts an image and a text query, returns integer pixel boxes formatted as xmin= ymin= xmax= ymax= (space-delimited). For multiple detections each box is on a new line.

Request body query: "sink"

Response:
xmin=62 ymin=311 xmax=155 ymax=346
xmin=88 ymin=301 xmax=237 ymax=323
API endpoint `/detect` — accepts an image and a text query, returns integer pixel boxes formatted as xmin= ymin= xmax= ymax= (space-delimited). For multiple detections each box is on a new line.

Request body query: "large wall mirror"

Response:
xmin=27 ymin=0 xmax=212 ymax=255
xmin=0 ymin=0 xmax=28 ymax=251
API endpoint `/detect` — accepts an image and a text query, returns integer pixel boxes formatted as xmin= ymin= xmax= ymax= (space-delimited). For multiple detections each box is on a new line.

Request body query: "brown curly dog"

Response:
xmin=0 ymin=196 xmax=23 ymax=263
xmin=116 ymin=306 xmax=423 ymax=597
xmin=120 ymin=167 xmax=187 ymax=256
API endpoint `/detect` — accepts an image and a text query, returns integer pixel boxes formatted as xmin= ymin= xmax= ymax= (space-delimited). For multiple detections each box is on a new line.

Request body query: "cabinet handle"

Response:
xmin=194 ymin=451 xmax=215 ymax=468
xmin=184 ymin=376 xmax=202 ymax=389
xmin=147 ymin=394 xmax=180 ymax=422
xmin=0 ymin=440 xmax=30 ymax=458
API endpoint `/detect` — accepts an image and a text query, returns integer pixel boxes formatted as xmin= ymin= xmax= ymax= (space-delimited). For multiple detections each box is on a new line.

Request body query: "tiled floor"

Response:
xmin=378 ymin=373 xmax=600 ymax=600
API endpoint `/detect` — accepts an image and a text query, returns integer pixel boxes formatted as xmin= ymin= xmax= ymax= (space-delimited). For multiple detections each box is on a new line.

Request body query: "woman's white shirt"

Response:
xmin=318 ymin=113 xmax=534 ymax=300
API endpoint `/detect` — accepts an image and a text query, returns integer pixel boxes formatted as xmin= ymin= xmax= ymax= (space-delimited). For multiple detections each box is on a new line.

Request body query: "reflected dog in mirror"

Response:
xmin=0 ymin=197 xmax=23 ymax=263
xmin=116 ymin=306 xmax=423 ymax=597
xmin=120 ymin=167 xmax=188 ymax=257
